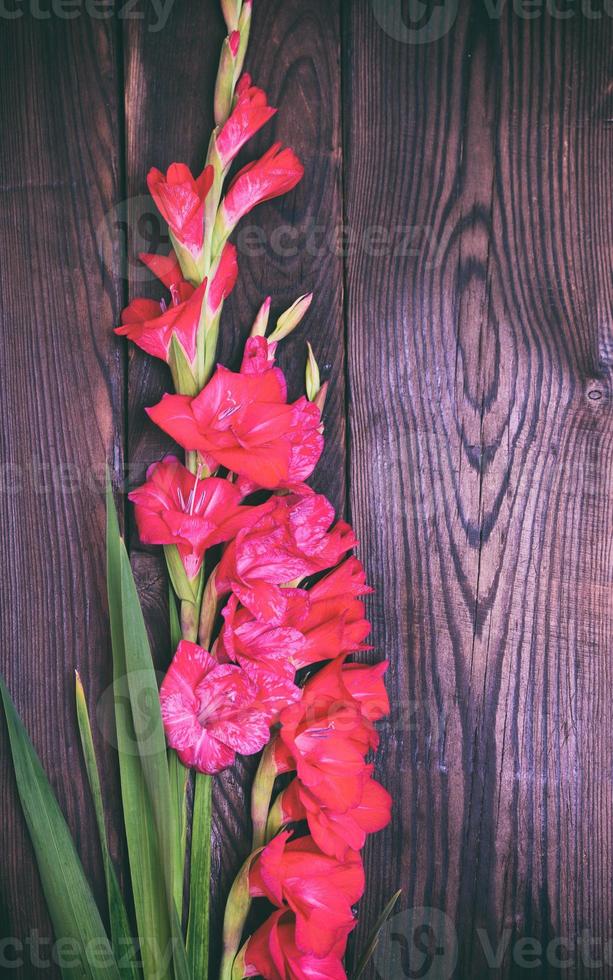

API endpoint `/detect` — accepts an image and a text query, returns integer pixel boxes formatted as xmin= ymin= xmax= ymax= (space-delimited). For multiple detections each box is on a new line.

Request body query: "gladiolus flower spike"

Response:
xmin=113 ymin=3 xmax=393 ymax=978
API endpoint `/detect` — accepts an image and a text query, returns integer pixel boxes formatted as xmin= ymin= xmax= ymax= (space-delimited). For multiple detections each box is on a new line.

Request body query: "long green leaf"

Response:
xmin=0 ymin=676 xmax=120 ymax=980
xmin=75 ymin=672 xmax=140 ymax=980
xmin=186 ymin=772 xmax=213 ymax=979
xmin=107 ymin=479 xmax=191 ymax=980
xmin=352 ymin=889 xmax=402 ymax=980
xmin=168 ymin=585 xmax=188 ymax=920
xmin=106 ymin=482 xmax=174 ymax=980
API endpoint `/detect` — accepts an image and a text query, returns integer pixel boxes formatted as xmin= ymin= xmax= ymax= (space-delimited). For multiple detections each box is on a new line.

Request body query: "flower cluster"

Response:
xmin=121 ymin=3 xmax=391 ymax=976
xmin=132 ymin=337 xmax=391 ymax=978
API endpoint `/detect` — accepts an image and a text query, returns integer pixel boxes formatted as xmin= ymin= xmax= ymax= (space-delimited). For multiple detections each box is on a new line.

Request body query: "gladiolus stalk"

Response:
xmin=114 ymin=3 xmax=391 ymax=978
xmin=198 ymin=566 xmax=219 ymax=648
xmin=180 ymin=599 xmax=199 ymax=643
xmin=250 ymin=738 xmax=279 ymax=850
xmin=219 ymin=851 xmax=258 ymax=980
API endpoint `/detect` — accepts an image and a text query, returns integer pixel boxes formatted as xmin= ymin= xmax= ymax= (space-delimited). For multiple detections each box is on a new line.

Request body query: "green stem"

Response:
xmin=251 ymin=739 xmax=279 ymax=851
xmin=198 ymin=567 xmax=220 ymax=649
xmin=186 ymin=450 xmax=199 ymax=474
xmin=187 ymin=772 xmax=213 ymax=979
xmin=181 ymin=600 xmax=199 ymax=642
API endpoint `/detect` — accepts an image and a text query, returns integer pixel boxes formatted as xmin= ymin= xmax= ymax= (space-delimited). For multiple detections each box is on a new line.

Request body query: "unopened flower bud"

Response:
xmin=268 ymin=292 xmax=313 ymax=342
xmin=163 ymin=544 xmax=202 ymax=605
xmin=305 ymin=341 xmax=320 ymax=401
xmin=219 ymin=846 xmax=262 ymax=980
xmin=250 ymin=296 xmax=272 ymax=337
xmin=313 ymin=379 xmax=329 ymax=415
xmin=265 ymin=792 xmax=287 ymax=841
xmin=231 ymin=947 xmax=247 ymax=980
xmin=221 ymin=0 xmax=241 ymax=32
xmin=168 ymin=335 xmax=199 ymax=396
xmin=214 ymin=31 xmax=240 ymax=127
xmin=235 ymin=0 xmax=252 ymax=79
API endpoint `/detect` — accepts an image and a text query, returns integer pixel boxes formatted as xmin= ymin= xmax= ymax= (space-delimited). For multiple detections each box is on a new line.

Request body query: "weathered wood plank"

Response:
xmin=0 ymin=12 xmax=124 ymax=979
xmin=123 ymin=0 xmax=344 ymax=966
xmin=344 ymin=4 xmax=613 ymax=977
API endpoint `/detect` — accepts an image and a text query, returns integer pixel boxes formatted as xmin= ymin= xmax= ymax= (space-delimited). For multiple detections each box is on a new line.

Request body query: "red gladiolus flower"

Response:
xmin=128 ymin=456 xmax=269 ymax=580
xmin=240 ymin=335 xmax=277 ymax=375
xmin=217 ymin=596 xmax=304 ymax=724
xmin=216 ymin=73 xmax=277 ymax=169
xmin=274 ymin=656 xmax=389 ymax=811
xmin=309 ymin=555 xmax=373 ymax=600
xmin=148 ymin=162 xmax=214 ymax=257
xmin=218 ymin=593 xmax=308 ymax=671
xmin=279 ymin=768 xmax=392 ymax=862
xmin=219 ymin=142 xmax=304 ymax=234
xmin=242 ymin=909 xmax=348 ymax=980
xmin=340 ymin=660 xmax=390 ymax=724
xmin=216 ymin=495 xmax=357 ymax=624
xmin=139 ymin=250 xmax=184 ymax=288
xmin=145 ymin=354 xmax=323 ymax=491
xmin=160 ymin=640 xmax=278 ymax=773
xmin=283 ymin=557 xmax=374 ymax=665
xmin=218 ymin=574 xmax=370 ymax=673
xmin=216 ymin=603 xmax=302 ymax=721
xmin=250 ymin=832 xmax=364 ymax=957
xmin=282 ymin=592 xmax=371 ymax=668
xmin=116 ymin=275 xmax=206 ymax=365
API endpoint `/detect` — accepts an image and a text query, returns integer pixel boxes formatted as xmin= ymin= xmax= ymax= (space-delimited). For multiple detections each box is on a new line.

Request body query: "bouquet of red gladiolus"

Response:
xmin=0 ymin=3 xmax=396 ymax=978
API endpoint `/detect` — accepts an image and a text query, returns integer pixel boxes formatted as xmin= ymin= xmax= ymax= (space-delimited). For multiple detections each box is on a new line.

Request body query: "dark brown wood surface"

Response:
xmin=344 ymin=3 xmax=613 ymax=978
xmin=1 ymin=1 xmax=612 ymax=978
xmin=0 ymin=8 xmax=125 ymax=974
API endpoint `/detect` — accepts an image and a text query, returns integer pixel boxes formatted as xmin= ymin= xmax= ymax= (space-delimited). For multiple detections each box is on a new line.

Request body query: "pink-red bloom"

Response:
xmin=218 ymin=557 xmax=371 ymax=672
xmin=216 ymin=495 xmax=357 ymax=623
xmin=219 ymin=142 xmax=304 ymax=234
xmin=250 ymin=832 xmax=364 ymax=957
xmin=274 ymin=657 xmax=389 ymax=812
xmin=128 ymin=456 xmax=269 ymax=580
xmin=146 ymin=345 xmax=323 ymax=490
xmin=279 ymin=768 xmax=392 ymax=862
xmin=216 ymin=73 xmax=277 ymax=169
xmin=116 ymin=259 xmax=205 ymax=365
xmin=241 ymin=909 xmax=347 ymax=980
xmin=160 ymin=640 xmax=288 ymax=773
xmin=215 ymin=599 xmax=306 ymax=725
xmin=148 ymin=163 xmax=213 ymax=257
xmin=115 ymin=244 xmax=237 ymax=365
xmin=218 ymin=593 xmax=308 ymax=676
xmin=241 ymin=334 xmax=277 ymax=375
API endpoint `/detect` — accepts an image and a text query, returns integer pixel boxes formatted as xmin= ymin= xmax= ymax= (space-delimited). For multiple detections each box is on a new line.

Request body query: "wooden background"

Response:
xmin=1 ymin=0 xmax=612 ymax=977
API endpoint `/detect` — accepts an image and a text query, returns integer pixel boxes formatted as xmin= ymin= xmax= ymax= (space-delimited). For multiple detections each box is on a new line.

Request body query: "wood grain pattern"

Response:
xmin=123 ymin=0 xmax=344 ymax=968
xmin=344 ymin=3 xmax=613 ymax=977
xmin=0 ymin=12 xmax=124 ymax=980
xmin=2 ymin=3 xmax=613 ymax=979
